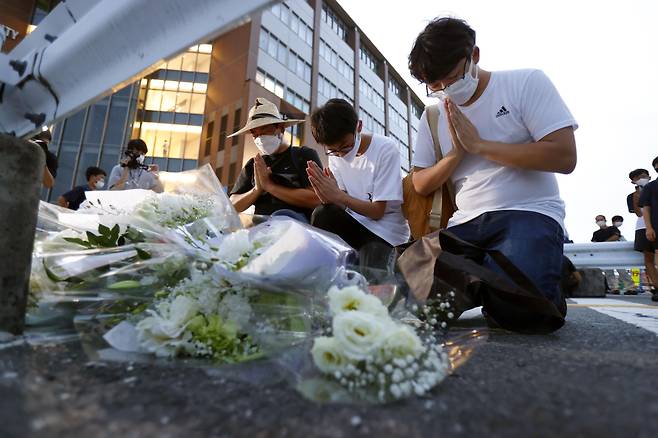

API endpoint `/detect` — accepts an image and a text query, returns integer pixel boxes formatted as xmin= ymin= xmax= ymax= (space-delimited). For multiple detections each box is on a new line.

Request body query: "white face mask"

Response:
xmin=613 ymin=221 xmax=623 ymax=228
xmin=435 ymin=57 xmax=479 ymax=105
xmin=254 ymin=134 xmax=281 ymax=155
xmin=636 ymin=178 xmax=650 ymax=187
xmin=341 ymin=128 xmax=361 ymax=163
xmin=95 ymin=179 xmax=105 ymax=189
xmin=596 ymin=220 xmax=606 ymax=228
xmin=136 ymin=154 xmax=145 ymax=164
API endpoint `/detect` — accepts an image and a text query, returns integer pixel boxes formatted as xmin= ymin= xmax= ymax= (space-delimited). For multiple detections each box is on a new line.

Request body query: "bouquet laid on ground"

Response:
xmin=29 ymin=164 xmax=484 ymax=402
xmin=305 ymin=286 xmax=451 ymax=402
xmin=30 ymin=164 xmax=356 ymax=364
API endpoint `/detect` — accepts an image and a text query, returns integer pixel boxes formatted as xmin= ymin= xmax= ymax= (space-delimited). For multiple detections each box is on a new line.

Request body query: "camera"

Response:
xmin=121 ymin=149 xmax=149 ymax=170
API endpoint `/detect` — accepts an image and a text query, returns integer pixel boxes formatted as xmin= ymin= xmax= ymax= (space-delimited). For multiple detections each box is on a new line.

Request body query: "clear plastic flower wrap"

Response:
xmin=272 ymin=281 xmax=488 ymax=404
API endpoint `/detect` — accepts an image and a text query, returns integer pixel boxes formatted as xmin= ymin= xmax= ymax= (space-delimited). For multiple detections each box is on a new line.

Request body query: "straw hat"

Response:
xmin=227 ymin=97 xmax=304 ymax=138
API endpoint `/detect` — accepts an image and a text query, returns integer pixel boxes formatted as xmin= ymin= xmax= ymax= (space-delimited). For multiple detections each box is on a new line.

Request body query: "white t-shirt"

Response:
xmin=108 ymin=165 xmax=160 ymax=191
xmin=636 ymin=216 xmax=646 ymax=230
xmin=412 ymin=69 xmax=578 ymax=231
xmin=329 ymin=134 xmax=410 ymax=246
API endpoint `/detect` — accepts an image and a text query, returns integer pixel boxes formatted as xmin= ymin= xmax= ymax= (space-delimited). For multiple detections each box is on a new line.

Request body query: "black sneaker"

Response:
xmin=652 ymin=292 xmax=658 ymax=302
xmin=623 ymin=289 xmax=639 ymax=295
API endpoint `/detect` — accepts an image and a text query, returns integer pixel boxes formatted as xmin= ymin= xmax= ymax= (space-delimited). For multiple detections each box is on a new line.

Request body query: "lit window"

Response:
xmin=189 ymin=93 xmax=205 ymax=114
xmin=193 ymin=83 xmax=207 ymax=93
xmin=150 ymin=79 xmax=165 ymax=90
xmin=196 ymin=53 xmax=211 ymax=73
xmin=164 ymin=80 xmax=179 ymax=91
xmin=198 ymin=44 xmax=212 ymax=54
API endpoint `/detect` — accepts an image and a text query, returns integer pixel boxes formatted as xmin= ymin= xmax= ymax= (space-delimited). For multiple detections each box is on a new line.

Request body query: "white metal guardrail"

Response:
xmin=564 ymin=241 xmax=644 ymax=269
xmin=0 ymin=0 xmax=275 ymax=137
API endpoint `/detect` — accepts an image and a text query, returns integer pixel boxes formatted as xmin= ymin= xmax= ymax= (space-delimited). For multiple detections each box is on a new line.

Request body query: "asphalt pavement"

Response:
xmin=1 ymin=293 xmax=657 ymax=438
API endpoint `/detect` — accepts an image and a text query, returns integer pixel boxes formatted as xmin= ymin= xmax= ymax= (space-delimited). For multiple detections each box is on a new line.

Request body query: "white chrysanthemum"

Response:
xmin=136 ymin=295 xmax=200 ymax=356
xmin=311 ymin=336 xmax=351 ymax=374
xmin=332 ymin=311 xmax=387 ymax=361
xmin=216 ymin=230 xmax=252 ymax=264
xmin=379 ymin=325 xmax=424 ymax=361
xmin=327 ymin=286 xmax=388 ymax=318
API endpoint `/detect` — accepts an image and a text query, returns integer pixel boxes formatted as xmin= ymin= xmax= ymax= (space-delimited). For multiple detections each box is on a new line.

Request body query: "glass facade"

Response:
xmin=132 ymin=44 xmax=211 ymax=172
xmin=45 ymin=83 xmax=138 ymax=201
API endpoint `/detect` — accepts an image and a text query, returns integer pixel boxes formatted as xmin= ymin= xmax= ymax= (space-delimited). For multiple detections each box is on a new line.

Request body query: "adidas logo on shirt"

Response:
xmin=495 ymin=106 xmax=510 ymax=118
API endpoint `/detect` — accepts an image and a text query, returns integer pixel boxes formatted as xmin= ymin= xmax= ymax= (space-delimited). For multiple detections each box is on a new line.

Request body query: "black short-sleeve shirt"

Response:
xmin=640 ymin=180 xmax=658 ymax=229
xmin=36 ymin=141 xmax=58 ymax=177
xmin=61 ymin=185 xmax=91 ymax=210
xmin=591 ymin=226 xmax=621 ymax=242
xmin=229 ymin=146 xmax=322 ymax=219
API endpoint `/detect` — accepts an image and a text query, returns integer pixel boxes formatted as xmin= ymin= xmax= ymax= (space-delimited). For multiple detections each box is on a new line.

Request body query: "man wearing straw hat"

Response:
xmin=228 ymin=98 xmax=323 ymax=221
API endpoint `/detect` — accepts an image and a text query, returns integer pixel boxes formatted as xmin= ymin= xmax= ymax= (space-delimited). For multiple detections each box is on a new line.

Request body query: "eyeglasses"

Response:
xmin=425 ymin=58 xmax=470 ymax=98
xmin=324 ymin=144 xmax=353 ymax=157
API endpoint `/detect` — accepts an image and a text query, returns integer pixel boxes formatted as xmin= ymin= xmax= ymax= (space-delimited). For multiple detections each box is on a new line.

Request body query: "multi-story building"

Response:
xmin=2 ymin=0 xmax=425 ymax=201
xmin=203 ymin=0 xmax=425 ymax=187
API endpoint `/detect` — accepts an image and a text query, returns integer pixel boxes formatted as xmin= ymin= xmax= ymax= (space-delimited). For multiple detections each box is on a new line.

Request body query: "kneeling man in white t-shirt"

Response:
xmin=408 ymin=17 xmax=578 ymax=315
xmin=306 ymin=99 xmax=410 ymax=265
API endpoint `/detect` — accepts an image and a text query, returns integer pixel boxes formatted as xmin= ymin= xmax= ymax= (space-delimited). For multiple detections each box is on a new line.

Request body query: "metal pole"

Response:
xmin=0 ymin=134 xmax=43 ymax=334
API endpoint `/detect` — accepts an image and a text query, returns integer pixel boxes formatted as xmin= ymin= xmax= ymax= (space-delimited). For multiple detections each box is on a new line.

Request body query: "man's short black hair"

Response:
xmin=629 ymin=168 xmax=649 ymax=180
xmin=612 ymin=215 xmax=623 ymax=222
xmin=596 ymin=214 xmax=606 ymax=220
xmin=31 ymin=129 xmax=52 ymax=142
xmin=311 ymin=98 xmax=358 ymax=146
xmin=652 ymin=156 xmax=658 ymax=169
xmin=85 ymin=166 xmax=106 ymax=180
xmin=127 ymin=138 xmax=148 ymax=154
xmin=409 ymin=17 xmax=476 ymax=83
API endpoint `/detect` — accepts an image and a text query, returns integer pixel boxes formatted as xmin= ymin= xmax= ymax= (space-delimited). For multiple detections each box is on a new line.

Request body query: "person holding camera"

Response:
xmin=108 ymin=139 xmax=163 ymax=192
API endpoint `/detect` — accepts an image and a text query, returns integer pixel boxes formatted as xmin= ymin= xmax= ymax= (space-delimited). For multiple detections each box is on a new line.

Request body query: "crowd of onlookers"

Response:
xmin=590 ymin=163 xmax=658 ymax=301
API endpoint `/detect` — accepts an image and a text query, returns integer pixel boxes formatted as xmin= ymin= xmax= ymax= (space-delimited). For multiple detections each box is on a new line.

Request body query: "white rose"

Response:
xmin=379 ymin=325 xmax=424 ymax=361
xmin=311 ymin=336 xmax=351 ymax=374
xmin=216 ymin=230 xmax=252 ymax=264
xmin=332 ymin=311 xmax=388 ymax=361
xmin=327 ymin=286 xmax=388 ymax=318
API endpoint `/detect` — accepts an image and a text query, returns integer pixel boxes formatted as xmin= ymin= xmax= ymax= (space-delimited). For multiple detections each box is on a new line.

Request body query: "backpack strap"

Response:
xmin=425 ymin=105 xmax=457 ymax=229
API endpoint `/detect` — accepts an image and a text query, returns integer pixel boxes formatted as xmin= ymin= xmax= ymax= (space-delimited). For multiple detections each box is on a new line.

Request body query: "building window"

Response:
xmin=360 ymin=47 xmax=379 ymax=73
xmin=260 ymin=27 xmax=288 ymax=66
xmin=319 ymin=39 xmax=354 ymax=84
xmin=284 ymin=88 xmax=310 ymax=114
xmin=322 ymin=4 xmax=348 ymax=42
xmin=219 ymin=114 xmax=228 ymax=152
xmin=359 ymin=77 xmax=385 ymax=111
xmin=134 ymin=45 xmax=211 ymax=164
xmin=232 ymin=109 xmax=241 ymax=146
xmin=389 ymin=78 xmax=403 ymax=100
xmin=255 ymin=68 xmax=285 ymax=99
xmin=271 ymin=4 xmax=313 ymax=46
xmin=204 ymin=121 xmax=214 ymax=156
xmin=412 ymin=102 xmax=423 ymax=120
xmin=216 ymin=166 xmax=223 ymax=181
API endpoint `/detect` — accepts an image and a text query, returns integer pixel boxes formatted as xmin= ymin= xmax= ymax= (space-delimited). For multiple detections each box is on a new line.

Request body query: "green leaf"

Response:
xmin=108 ymin=280 xmax=142 ymax=290
xmin=42 ymin=260 xmax=67 ymax=282
xmin=136 ymin=248 xmax=152 ymax=260
xmin=110 ymin=224 xmax=120 ymax=244
xmin=63 ymin=237 xmax=92 ymax=248
xmin=86 ymin=231 xmax=101 ymax=246
xmin=98 ymin=224 xmax=111 ymax=235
